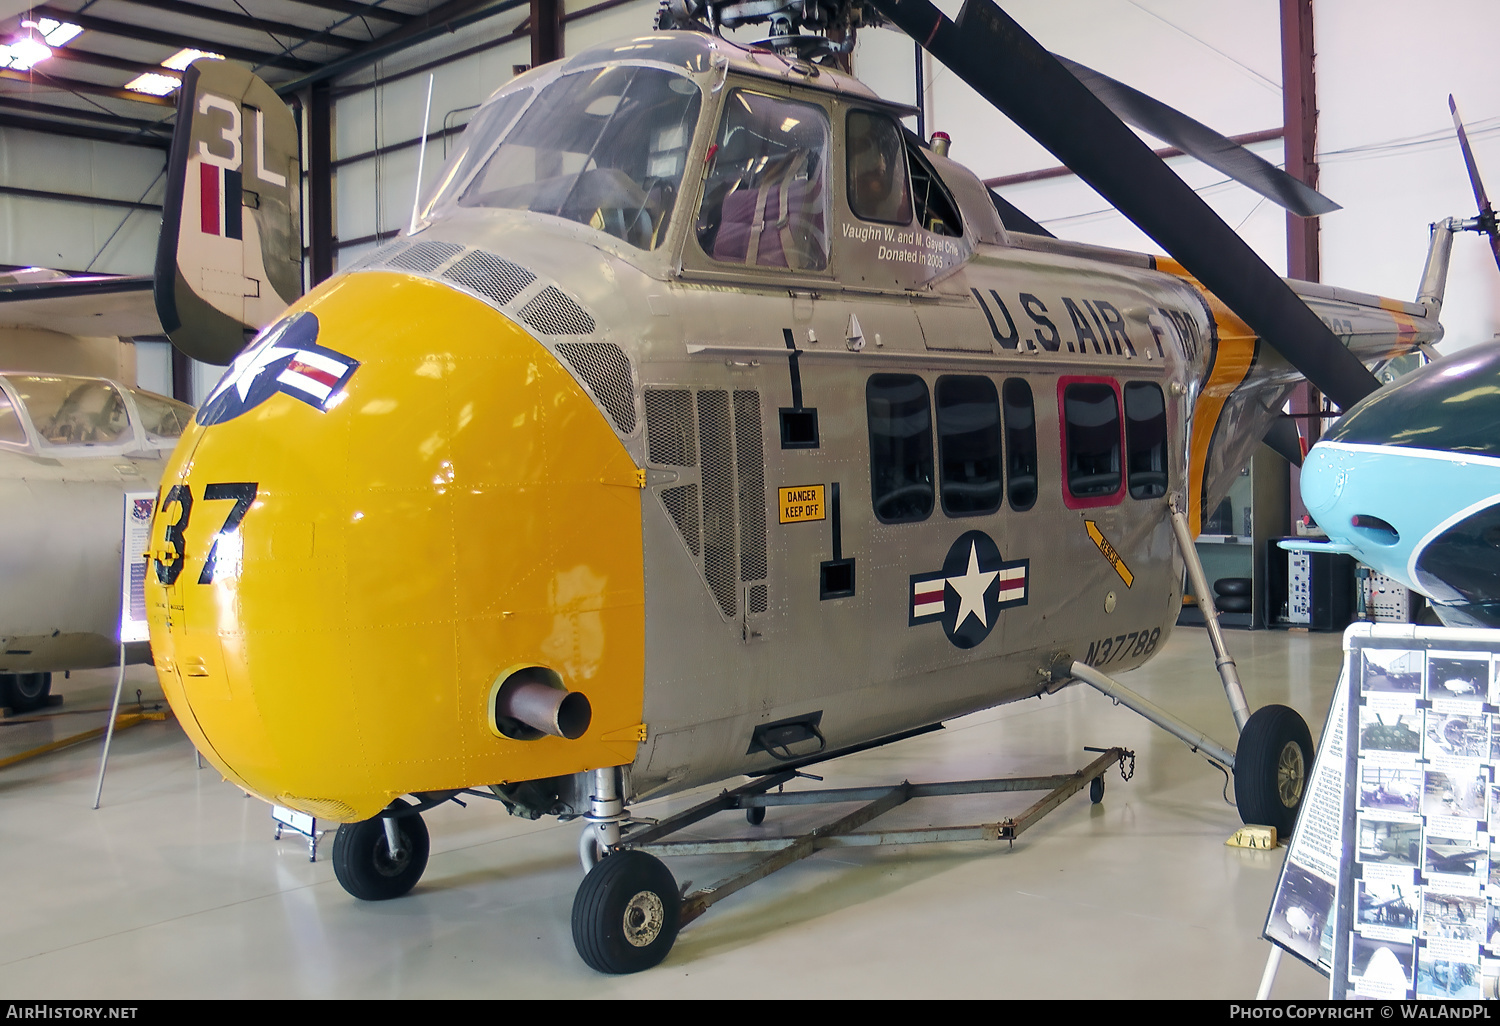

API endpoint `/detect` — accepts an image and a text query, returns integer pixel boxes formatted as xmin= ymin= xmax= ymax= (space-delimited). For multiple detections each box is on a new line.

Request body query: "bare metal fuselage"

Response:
xmin=145 ymin=37 xmax=1438 ymax=817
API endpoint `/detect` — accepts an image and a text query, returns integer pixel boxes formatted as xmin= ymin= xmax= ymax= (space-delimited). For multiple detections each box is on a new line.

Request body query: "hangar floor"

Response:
xmin=0 ymin=625 xmax=1345 ymax=999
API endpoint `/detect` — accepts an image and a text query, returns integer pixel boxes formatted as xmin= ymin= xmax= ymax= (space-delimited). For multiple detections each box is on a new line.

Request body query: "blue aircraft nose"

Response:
xmin=1295 ymin=340 xmax=1500 ymax=626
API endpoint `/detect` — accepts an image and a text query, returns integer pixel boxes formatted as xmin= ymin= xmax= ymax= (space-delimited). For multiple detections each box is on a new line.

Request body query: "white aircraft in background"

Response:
xmin=0 ymin=57 xmax=300 ymax=713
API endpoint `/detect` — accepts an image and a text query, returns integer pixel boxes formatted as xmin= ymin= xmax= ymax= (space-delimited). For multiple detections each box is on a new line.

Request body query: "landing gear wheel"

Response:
xmin=1233 ymin=704 xmax=1313 ymax=838
xmin=331 ymin=800 xmax=429 ymax=901
xmin=1089 ymin=775 xmax=1105 ymax=803
xmin=2 ymin=672 xmax=51 ymax=713
xmin=745 ymin=804 xmax=766 ymax=826
xmin=572 ymin=850 xmax=681 ymax=974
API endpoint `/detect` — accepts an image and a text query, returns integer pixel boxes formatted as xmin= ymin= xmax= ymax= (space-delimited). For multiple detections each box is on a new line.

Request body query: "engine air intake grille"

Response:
xmin=698 ymin=390 xmax=737 ymax=618
xmin=556 ymin=343 xmax=636 ymax=434
xmin=386 ymin=240 xmax=463 ymax=273
xmin=520 ymin=285 xmax=596 ymax=335
xmin=660 ymin=484 xmax=700 ymax=558
xmin=348 ymin=238 xmax=410 ymax=270
xmin=644 ymin=389 xmax=696 ymax=466
xmin=441 ymin=249 xmax=535 ymax=306
xmin=734 ymin=390 xmax=767 ymax=583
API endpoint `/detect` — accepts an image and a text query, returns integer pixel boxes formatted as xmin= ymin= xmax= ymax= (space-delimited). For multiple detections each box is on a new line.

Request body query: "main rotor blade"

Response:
xmin=1261 ymin=417 xmax=1305 ymax=468
xmin=989 ymin=188 xmax=1055 ymax=237
xmin=868 ymin=0 xmax=1381 ymax=409
xmin=1054 ymin=55 xmax=1340 ymax=218
xmin=1450 ymin=94 xmax=1500 ymax=273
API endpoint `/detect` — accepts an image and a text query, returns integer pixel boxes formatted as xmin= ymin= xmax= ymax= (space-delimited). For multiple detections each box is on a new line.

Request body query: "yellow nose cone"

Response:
xmin=146 ymin=272 xmax=645 ymax=821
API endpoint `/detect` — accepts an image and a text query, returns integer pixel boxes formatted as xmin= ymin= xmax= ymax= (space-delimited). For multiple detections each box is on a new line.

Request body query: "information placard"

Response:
xmin=1265 ymin=623 xmax=1500 ymax=999
xmin=119 ymin=491 xmax=156 ymax=644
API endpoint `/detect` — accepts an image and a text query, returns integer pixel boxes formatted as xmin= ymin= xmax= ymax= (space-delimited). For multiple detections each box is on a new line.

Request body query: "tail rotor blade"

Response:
xmin=1450 ymin=94 xmax=1500 ymax=273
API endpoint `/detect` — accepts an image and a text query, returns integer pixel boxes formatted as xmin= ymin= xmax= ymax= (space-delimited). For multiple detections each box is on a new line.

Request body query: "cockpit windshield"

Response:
xmin=458 ymin=66 xmax=702 ymax=251
xmin=0 ymin=375 xmax=192 ymax=450
xmin=15 ymin=376 xmax=132 ymax=447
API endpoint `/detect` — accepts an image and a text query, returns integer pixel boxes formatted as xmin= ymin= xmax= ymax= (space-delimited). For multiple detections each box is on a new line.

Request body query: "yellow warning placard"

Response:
xmin=1085 ymin=519 xmax=1134 ymax=587
xmin=778 ymin=484 xmax=826 ymax=524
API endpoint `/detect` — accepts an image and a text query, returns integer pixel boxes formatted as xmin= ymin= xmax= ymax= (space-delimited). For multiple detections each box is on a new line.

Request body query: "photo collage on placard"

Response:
xmin=1347 ymin=645 xmax=1493 ymax=999
xmin=1264 ymin=666 xmax=1349 ymax=977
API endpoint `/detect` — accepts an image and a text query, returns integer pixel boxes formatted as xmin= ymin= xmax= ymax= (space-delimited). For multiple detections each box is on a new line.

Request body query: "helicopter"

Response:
xmin=141 ymin=0 xmax=1449 ymax=973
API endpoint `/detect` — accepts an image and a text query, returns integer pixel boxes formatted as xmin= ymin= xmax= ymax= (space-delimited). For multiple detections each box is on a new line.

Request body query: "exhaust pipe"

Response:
xmin=489 ymin=667 xmax=592 ymax=741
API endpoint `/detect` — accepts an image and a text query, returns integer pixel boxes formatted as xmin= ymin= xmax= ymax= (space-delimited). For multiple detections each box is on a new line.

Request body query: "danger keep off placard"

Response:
xmin=778 ymin=484 xmax=826 ymax=524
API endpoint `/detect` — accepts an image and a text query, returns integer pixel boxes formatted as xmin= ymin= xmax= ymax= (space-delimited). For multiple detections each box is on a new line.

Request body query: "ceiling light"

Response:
xmin=125 ymin=49 xmax=222 ymax=96
xmin=160 ymin=48 xmax=223 ymax=71
xmin=5 ymin=35 xmax=52 ymax=71
xmin=27 ymin=19 xmax=81 ymax=47
xmin=125 ymin=72 xmax=180 ymax=97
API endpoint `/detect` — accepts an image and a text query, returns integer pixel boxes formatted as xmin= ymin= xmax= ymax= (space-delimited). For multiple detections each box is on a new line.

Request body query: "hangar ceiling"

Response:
xmin=0 ymin=0 xmax=518 ymax=148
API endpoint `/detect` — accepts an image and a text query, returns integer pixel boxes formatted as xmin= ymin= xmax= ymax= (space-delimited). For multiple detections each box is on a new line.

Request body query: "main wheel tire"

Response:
xmin=1 ymin=672 xmax=51 ymax=713
xmin=331 ymin=801 xmax=429 ymax=901
xmin=572 ymin=850 xmax=681 ymax=974
xmin=1234 ymin=705 xmax=1314 ymax=837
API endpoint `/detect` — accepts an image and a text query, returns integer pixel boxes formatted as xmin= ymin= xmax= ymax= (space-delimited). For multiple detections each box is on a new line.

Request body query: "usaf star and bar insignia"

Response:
xmin=909 ymin=530 xmax=1029 ymax=649
xmin=196 ymin=311 xmax=359 ymax=426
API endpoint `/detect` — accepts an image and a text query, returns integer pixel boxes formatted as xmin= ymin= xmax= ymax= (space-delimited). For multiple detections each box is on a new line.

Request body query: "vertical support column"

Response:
xmin=308 ymin=82 xmax=335 ymax=287
xmin=170 ymin=347 xmax=192 ymax=404
xmin=1281 ymin=0 xmax=1321 ymax=523
xmin=1281 ymin=0 xmax=1320 ymax=286
xmin=531 ymin=0 xmax=563 ymax=68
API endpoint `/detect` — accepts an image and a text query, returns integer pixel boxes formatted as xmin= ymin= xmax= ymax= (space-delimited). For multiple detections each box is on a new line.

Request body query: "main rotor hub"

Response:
xmin=654 ymin=0 xmax=869 ymax=60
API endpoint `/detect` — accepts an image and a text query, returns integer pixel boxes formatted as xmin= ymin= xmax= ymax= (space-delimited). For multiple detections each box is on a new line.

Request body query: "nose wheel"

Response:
xmin=571 ymin=850 xmax=681 ymax=974
xmin=331 ymin=799 xmax=430 ymax=901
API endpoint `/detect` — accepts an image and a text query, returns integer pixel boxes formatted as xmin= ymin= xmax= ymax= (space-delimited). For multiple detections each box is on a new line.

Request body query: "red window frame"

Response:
xmin=1057 ymin=375 xmax=1125 ymax=510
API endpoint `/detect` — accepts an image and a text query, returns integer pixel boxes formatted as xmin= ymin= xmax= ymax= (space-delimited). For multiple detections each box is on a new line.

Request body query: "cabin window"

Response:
xmin=935 ymin=376 xmax=1001 ymax=516
xmin=846 ymin=111 xmax=911 ymax=226
xmin=1124 ymin=382 xmax=1169 ymax=499
xmin=0 ymin=388 xmax=24 ymax=445
xmin=867 ymin=374 xmax=934 ymax=523
xmin=458 ymin=66 xmax=701 ymax=251
xmin=1002 ymin=378 xmax=1037 ymax=511
xmin=696 ymin=90 xmax=830 ymax=271
xmin=1061 ymin=379 xmax=1123 ymax=505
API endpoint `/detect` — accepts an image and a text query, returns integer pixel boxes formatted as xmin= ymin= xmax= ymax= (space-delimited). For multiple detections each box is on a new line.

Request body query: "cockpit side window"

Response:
xmin=418 ymin=87 xmax=533 ymax=220
xmin=458 ymin=67 xmax=701 ymax=251
xmin=131 ymin=389 xmax=193 ymax=443
xmin=0 ymin=388 xmax=25 ymax=445
xmin=696 ymin=90 xmax=831 ymax=272
xmin=847 ymin=111 xmax=911 ymax=226
xmin=905 ymin=132 xmax=963 ymax=238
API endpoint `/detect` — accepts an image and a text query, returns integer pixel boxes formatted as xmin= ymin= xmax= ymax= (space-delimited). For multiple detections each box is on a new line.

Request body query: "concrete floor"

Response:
xmin=0 ymin=625 xmax=1344 ymax=999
